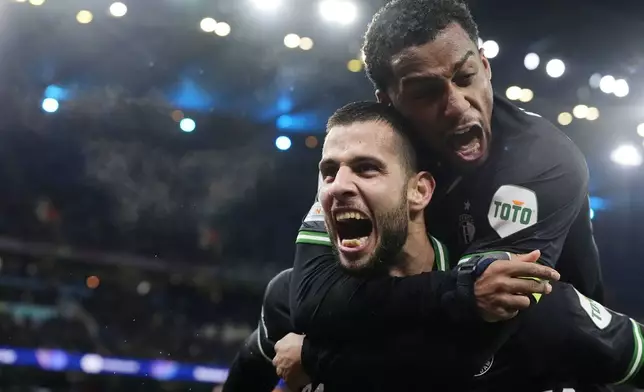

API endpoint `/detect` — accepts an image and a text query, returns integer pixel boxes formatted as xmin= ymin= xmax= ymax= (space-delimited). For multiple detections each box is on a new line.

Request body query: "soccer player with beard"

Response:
xmin=225 ymin=102 xmax=644 ymax=391
xmin=289 ymin=1 xmax=605 ymax=391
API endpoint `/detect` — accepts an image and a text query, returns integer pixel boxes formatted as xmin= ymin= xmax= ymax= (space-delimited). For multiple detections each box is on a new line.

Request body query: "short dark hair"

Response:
xmin=326 ymin=101 xmax=418 ymax=175
xmin=362 ymin=0 xmax=479 ymax=91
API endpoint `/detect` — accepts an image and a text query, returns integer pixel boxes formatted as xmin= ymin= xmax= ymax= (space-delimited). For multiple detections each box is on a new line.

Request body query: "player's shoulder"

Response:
xmin=263 ymin=268 xmax=292 ymax=307
xmin=493 ymin=96 xmax=588 ymax=182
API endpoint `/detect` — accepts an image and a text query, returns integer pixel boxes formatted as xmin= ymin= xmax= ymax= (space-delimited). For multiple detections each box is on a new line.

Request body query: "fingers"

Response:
xmin=501 ymin=260 xmax=560 ymax=281
xmin=505 ymin=277 xmax=553 ymax=295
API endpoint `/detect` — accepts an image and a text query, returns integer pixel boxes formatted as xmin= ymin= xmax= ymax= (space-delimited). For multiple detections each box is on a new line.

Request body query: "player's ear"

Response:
xmin=408 ymin=171 xmax=435 ymax=213
xmin=375 ymin=90 xmax=391 ymax=105
xmin=479 ymin=47 xmax=492 ymax=81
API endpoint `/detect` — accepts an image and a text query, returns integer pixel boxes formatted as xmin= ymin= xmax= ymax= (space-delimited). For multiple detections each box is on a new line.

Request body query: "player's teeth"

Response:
xmin=336 ymin=211 xmax=367 ymax=221
xmin=341 ymin=236 xmax=368 ymax=248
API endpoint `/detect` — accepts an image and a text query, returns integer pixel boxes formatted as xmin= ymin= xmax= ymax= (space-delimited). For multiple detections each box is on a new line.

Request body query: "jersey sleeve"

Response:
xmin=462 ymin=136 xmax=590 ymax=267
xmin=221 ymin=329 xmax=280 ymax=392
xmin=528 ymin=282 xmax=644 ymax=387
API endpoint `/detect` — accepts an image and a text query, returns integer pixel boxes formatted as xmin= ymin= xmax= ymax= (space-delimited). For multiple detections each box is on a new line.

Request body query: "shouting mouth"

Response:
xmin=334 ymin=210 xmax=375 ymax=257
xmin=446 ymin=124 xmax=485 ymax=162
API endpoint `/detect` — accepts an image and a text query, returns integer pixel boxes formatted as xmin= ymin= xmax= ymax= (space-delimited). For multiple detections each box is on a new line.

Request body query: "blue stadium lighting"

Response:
xmin=41 ymin=98 xmax=59 ymax=113
xmin=275 ymin=136 xmax=291 ymax=151
xmin=179 ymin=118 xmax=196 ymax=133
xmin=590 ymin=208 xmax=595 ymax=220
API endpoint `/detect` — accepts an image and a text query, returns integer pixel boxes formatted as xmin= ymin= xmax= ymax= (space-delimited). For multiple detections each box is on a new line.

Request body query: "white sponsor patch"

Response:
xmin=574 ymin=288 xmax=612 ymax=330
xmin=487 ymin=185 xmax=538 ymax=238
xmin=304 ymin=202 xmax=326 ymax=223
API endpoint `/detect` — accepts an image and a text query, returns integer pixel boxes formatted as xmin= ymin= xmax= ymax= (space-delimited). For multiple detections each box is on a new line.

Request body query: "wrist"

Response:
xmin=300 ymin=336 xmax=319 ymax=377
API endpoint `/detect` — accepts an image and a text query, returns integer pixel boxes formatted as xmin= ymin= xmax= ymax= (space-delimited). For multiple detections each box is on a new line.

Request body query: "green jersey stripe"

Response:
xmin=296 ymin=232 xmax=331 ymax=246
xmin=616 ymin=319 xmax=644 ymax=384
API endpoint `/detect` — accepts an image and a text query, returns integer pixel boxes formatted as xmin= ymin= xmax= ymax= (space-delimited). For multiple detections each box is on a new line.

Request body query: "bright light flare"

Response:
xmin=275 ymin=136 xmax=292 ymax=151
xmin=610 ymin=144 xmax=642 ymax=167
xmin=214 ymin=22 xmax=231 ymax=37
xmin=637 ymin=123 xmax=644 ymax=137
xmin=482 ymin=40 xmax=499 ymax=58
xmin=572 ymin=105 xmax=589 ymax=119
xmin=299 ymin=37 xmax=314 ymax=51
xmin=613 ymin=79 xmax=629 ymax=98
xmin=505 ymin=86 xmax=522 ymax=101
xmin=524 ymin=53 xmax=540 ymax=70
xmin=200 ymin=18 xmax=217 ymax=32
xmin=180 ymin=118 xmax=196 ymax=133
xmin=76 ymin=10 xmax=93 ymax=24
xmin=109 ymin=2 xmax=127 ymax=17
xmin=42 ymin=98 xmax=59 ymax=113
xmin=558 ymin=112 xmax=572 ymax=126
xmin=284 ymin=34 xmax=300 ymax=48
xmin=519 ymin=89 xmax=534 ymax=103
xmin=546 ymin=59 xmax=565 ymax=78
xmin=586 ymin=107 xmax=599 ymax=121
xmin=319 ymin=1 xmax=357 ymax=25
xmin=599 ymin=75 xmax=615 ymax=94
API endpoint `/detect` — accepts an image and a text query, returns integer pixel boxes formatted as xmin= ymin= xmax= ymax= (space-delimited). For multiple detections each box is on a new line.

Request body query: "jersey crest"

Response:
xmin=458 ymin=200 xmax=476 ymax=245
xmin=487 ymin=185 xmax=538 ymax=238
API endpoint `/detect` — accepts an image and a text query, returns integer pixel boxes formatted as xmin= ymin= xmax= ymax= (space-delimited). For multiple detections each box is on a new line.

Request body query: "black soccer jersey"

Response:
xmin=301 ymin=281 xmax=644 ymax=391
xmin=289 ymin=96 xmax=602 ymax=339
xmin=426 ymin=96 xmax=602 ymax=301
xmin=227 ymin=269 xmax=644 ymax=392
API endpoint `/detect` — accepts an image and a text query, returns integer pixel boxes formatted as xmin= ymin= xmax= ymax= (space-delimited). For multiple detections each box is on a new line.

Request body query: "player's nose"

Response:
xmin=443 ymin=86 xmax=470 ymax=120
xmin=328 ymin=166 xmax=358 ymax=201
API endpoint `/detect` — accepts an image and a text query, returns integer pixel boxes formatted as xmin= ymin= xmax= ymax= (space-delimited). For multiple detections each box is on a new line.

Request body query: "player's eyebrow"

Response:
xmin=319 ymin=155 xmax=385 ymax=171
xmin=400 ymin=50 xmax=475 ymax=88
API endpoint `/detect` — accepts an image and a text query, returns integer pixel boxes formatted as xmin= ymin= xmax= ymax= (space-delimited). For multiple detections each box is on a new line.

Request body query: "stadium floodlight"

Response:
xmin=214 ymin=22 xmax=231 ymax=37
xmin=41 ymin=98 xmax=59 ymax=113
xmin=589 ymin=73 xmax=602 ymax=89
xmin=505 ymin=86 xmax=522 ymax=101
xmin=572 ymin=105 xmax=589 ymax=119
xmin=250 ymin=0 xmax=282 ymax=11
xmin=76 ymin=10 xmax=93 ymax=24
xmin=109 ymin=2 xmax=127 ymax=17
xmin=482 ymin=40 xmax=499 ymax=59
xmin=610 ymin=144 xmax=642 ymax=167
xmin=586 ymin=107 xmax=600 ymax=121
xmin=200 ymin=18 xmax=217 ymax=33
xmin=524 ymin=53 xmax=540 ymax=70
xmin=29 ymin=0 xmax=45 ymax=5
xmin=557 ymin=112 xmax=572 ymax=126
xmin=519 ymin=89 xmax=533 ymax=103
xmin=637 ymin=123 xmax=644 ymax=138
xmin=319 ymin=1 xmax=357 ymax=25
xmin=546 ymin=59 xmax=565 ymax=78
xmin=180 ymin=118 xmax=196 ymax=133
xmin=275 ymin=136 xmax=292 ymax=151
xmin=613 ymin=79 xmax=629 ymax=98
xmin=599 ymin=75 xmax=615 ymax=94
xmin=299 ymin=37 xmax=314 ymax=51
xmin=284 ymin=34 xmax=300 ymax=48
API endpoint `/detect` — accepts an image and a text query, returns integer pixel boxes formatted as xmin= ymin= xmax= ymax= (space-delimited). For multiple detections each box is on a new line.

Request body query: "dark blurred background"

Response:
xmin=0 ymin=0 xmax=642 ymax=390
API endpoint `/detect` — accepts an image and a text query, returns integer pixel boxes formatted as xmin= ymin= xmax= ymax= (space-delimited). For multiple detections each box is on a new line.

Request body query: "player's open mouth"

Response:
xmin=333 ymin=210 xmax=374 ymax=255
xmin=447 ymin=124 xmax=485 ymax=162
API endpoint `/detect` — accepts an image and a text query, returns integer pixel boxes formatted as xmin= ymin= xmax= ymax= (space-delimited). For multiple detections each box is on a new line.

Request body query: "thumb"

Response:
xmin=515 ymin=249 xmax=541 ymax=263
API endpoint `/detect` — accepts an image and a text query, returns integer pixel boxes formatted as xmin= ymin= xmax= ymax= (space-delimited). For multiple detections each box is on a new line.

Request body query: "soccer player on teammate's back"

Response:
xmin=227 ymin=102 xmax=644 ymax=391
xmin=288 ymin=3 xmax=605 ymax=388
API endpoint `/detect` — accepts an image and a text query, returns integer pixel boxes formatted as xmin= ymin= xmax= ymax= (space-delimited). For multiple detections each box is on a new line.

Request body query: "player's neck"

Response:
xmin=388 ymin=221 xmax=434 ymax=277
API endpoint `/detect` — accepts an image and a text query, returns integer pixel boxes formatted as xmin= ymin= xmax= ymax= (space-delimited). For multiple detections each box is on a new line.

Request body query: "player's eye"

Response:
xmin=320 ymin=166 xmax=338 ymax=182
xmin=454 ymin=72 xmax=476 ymax=87
xmin=354 ymin=163 xmax=379 ymax=176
